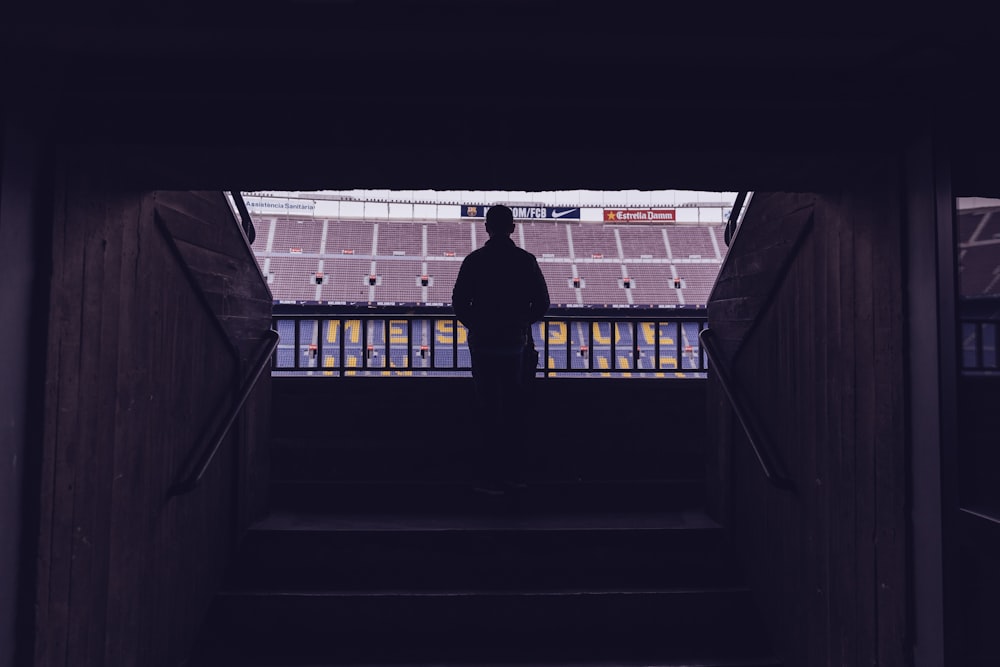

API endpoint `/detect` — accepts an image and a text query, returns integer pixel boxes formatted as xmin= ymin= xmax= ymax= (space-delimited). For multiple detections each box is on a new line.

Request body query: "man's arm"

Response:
xmin=527 ymin=257 xmax=550 ymax=323
xmin=452 ymin=258 xmax=476 ymax=330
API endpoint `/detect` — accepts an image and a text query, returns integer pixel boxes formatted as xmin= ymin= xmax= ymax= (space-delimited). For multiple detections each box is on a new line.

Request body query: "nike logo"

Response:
xmin=551 ymin=209 xmax=577 ymax=218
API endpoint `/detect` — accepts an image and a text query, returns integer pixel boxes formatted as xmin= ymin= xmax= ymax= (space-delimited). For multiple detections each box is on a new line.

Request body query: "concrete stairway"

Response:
xmin=189 ymin=377 xmax=780 ymax=666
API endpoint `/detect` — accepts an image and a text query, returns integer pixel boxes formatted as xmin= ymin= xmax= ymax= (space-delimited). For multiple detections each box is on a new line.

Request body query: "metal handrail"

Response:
xmin=724 ymin=192 xmax=746 ymax=246
xmin=699 ymin=328 xmax=794 ymax=491
xmin=230 ymin=191 xmax=256 ymax=244
xmin=169 ymin=329 xmax=280 ymax=497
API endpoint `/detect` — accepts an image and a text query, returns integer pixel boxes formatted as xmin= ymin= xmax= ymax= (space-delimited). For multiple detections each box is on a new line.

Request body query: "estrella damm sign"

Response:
xmin=603 ymin=209 xmax=676 ymax=223
xmin=461 ymin=206 xmax=581 ymax=220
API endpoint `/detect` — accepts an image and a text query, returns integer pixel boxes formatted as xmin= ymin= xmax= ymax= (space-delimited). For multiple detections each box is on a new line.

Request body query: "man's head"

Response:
xmin=485 ymin=204 xmax=515 ymax=238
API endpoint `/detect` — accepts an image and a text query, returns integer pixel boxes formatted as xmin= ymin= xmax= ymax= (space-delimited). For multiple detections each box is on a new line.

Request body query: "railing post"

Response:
xmin=543 ymin=321 xmax=551 ymax=378
xmin=588 ymin=322 xmax=594 ymax=373
xmin=632 ymin=320 xmax=639 ymax=372
xmin=564 ymin=320 xmax=571 ymax=375
xmin=654 ymin=320 xmax=661 ymax=371
xmin=975 ymin=322 xmax=983 ymax=370
xmin=293 ymin=318 xmax=301 ymax=370
xmin=316 ymin=318 xmax=324 ymax=372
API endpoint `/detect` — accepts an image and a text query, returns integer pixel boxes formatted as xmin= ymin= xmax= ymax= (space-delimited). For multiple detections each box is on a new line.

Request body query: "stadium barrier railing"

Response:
xmin=271 ymin=305 xmax=708 ymax=378
xmin=962 ymin=317 xmax=999 ymax=373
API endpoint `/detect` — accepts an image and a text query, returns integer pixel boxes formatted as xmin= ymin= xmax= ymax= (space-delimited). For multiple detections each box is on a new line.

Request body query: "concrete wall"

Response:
xmin=32 ymin=176 xmax=272 ymax=667
xmin=0 ymin=117 xmax=48 ymax=667
xmin=708 ymin=186 xmax=909 ymax=666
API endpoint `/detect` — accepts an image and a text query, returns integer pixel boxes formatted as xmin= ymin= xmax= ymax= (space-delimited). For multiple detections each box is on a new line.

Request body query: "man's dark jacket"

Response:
xmin=452 ymin=236 xmax=550 ymax=348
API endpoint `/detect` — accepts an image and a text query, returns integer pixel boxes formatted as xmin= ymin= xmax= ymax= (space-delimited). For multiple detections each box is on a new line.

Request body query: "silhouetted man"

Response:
xmin=452 ymin=204 xmax=550 ymax=494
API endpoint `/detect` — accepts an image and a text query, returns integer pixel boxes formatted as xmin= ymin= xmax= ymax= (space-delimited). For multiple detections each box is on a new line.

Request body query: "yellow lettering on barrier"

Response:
xmin=660 ymin=357 xmax=677 ymax=369
xmin=640 ymin=322 xmax=673 ymax=346
xmin=436 ymin=320 xmax=451 ymax=343
xmin=346 ymin=355 xmax=358 ymax=376
xmin=388 ymin=355 xmax=412 ymax=377
xmin=597 ymin=356 xmax=611 ymax=377
xmin=592 ymin=323 xmax=622 ymax=345
xmin=618 ymin=356 xmax=631 ymax=378
xmin=436 ymin=320 xmax=467 ymax=344
xmin=641 ymin=322 xmax=655 ymax=345
xmin=323 ymin=355 xmax=336 ymax=377
xmin=546 ymin=321 xmax=567 ymax=345
xmin=389 ymin=320 xmax=407 ymax=345
xmin=327 ymin=319 xmax=362 ymax=344
xmin=347 ymin=320 xmax=361 ymax=343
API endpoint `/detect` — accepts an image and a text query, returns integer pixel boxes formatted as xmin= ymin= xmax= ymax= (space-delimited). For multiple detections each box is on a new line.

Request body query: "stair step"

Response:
xmin=190 ymin=378 xmax=777 ymax=667
xmin=271 ymin=377 xmax=707 ymax=446
xmin=230 ymin=510 xmax=737 ymax=590
xmin=272 ymin=443 xmax=705 ymax=482
xmin=268 ymin=479 xmax=706 ymax=513
xmin=270 ymin=431 xmax=704 ymax=450
xmin=196 ymin=588 xmax=772 ymax=664
xmin=192 ymin=660 xmax=781 ymax=667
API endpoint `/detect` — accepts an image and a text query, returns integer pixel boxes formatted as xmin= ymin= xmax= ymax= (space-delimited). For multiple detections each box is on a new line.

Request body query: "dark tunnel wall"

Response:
xmin=32 ymin=181 xmax=271 ymax=667
xmin=0 ymin=115 xmax=48 ymax=667
xmin=708 ymin=187 xmax=908 ymax=666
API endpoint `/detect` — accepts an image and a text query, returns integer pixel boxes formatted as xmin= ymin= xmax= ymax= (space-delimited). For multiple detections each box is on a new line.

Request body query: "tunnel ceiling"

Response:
xmin=3 ymin=2 xmax=998 ymax=191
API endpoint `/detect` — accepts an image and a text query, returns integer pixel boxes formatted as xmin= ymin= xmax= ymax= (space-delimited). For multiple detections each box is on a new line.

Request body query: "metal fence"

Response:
xmin=962 ymin=318 xmax=999 ymax=373
xmin=272 ymin=306 xmax=708 ymax=378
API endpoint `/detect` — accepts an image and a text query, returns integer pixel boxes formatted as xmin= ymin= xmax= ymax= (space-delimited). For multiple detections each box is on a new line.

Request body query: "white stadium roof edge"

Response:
xmin=238 ymin=190 xmax=740 ymax=226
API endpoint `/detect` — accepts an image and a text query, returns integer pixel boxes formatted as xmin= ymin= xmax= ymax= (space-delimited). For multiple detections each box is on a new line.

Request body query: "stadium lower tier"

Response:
xmin=273 ymin=318 xmax=707 ymax=378
xmin=254 ymin=218 xmax=726 ymax=307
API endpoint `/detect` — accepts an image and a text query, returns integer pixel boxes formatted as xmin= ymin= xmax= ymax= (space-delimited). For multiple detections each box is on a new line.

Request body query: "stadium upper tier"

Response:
xmin=957 ymin=201 xmax=1000 ymax=298
xmin=252 ymin=216 xmax=725 ymax=307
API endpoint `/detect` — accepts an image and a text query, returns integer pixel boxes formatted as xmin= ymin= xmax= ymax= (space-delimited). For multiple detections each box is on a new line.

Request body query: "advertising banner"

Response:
xmin=460 ymin=204 xmax=488 ymax=218
xmin=461 ymin=205 xmax=581 ymax=220
xmin=603 ymin=209 xmax=676 ymax=223
xmin=244 ymin=196 xmax=317 ymax=215
xmin=542 ymin=207 xmax=581 ymax=220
